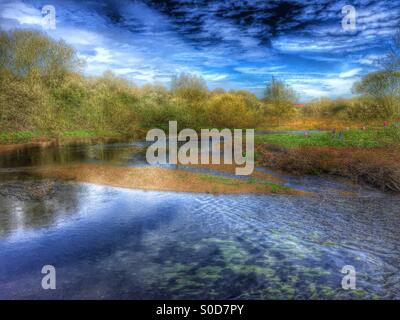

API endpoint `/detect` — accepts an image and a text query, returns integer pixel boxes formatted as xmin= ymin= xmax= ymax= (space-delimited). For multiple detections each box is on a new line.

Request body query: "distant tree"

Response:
xmin=0 ymin=30 xmax=82 ymax=86
xmin=263 ymin=77 xmax=298 ymax=119
xmin=352 ymin=71 xmax=400 ymax=118
xmin=170 ymin=73 xmax=208 ymax=102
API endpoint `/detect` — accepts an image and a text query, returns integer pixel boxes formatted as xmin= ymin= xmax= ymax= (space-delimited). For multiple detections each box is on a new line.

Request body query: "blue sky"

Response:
xmin=1 ymin=0 xmax=399 ymax=101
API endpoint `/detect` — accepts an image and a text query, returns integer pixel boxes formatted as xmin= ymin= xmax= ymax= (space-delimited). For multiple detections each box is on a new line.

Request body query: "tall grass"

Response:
xmin=255 ymin=127 xmax=400 ymax=148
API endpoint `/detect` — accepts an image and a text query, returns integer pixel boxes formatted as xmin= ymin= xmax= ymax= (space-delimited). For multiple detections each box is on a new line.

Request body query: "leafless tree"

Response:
xmin=381 ymin=28 xmax=400 ymax=71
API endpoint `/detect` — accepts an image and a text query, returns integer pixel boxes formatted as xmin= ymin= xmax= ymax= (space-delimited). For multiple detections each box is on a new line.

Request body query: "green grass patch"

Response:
xmin=0 ymin=131 xmax=37 ymax=143
xmin=0 ymin=129 xmax=124 ymax=144
xmin=200 ymin=174 xmax=239 ymax=185
xmin=247 ymin=177 xmax=290 ymax=193
xmin=200 ymin=174 xmax=290 ymax=193
xmin=61 ymin=129 xmax=119 ymax=138
xmin=255 ymin=127 xmax=400 ymax=149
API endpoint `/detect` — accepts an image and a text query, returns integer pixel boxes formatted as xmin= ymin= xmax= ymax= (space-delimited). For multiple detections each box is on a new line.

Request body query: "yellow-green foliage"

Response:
xmin=0 ymin=29 xmax=81 ymax=86
xmin=0 ymin=30 xmax=264 ymax=136
xmin=171 ymin=73 xmax=209 ymax=102
xmin=302 ymin=96 xmax=399 ymax=121
xmin=352 ymin=70 xmax=400 ymax=119
xmin=302 ymin=70 xmax=400 ymax=121
xmin=263 ymin=78 xmax=298 ymax=119
xmin=85 ymin=71 xmax=139 ymax=134
xmin=206 ymin=92 xmax=263 ymax=128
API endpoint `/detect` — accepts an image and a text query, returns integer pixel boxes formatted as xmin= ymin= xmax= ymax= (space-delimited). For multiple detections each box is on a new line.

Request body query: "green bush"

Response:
xmin=206 ymin=92 xmax=263 ymax=129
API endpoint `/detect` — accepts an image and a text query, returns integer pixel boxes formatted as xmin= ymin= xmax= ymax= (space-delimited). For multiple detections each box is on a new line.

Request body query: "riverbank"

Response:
xmin=31 ymin=163 xmax=308 ymax=196
xmin=3 ymin=126 xmax=400 ymax=193
xmin=256 ymin=127 xmax=400 ymax=192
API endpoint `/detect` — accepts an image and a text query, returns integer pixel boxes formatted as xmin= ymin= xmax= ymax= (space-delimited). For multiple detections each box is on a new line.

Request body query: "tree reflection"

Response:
xmin=0 ymin=176 xmax=82 ymax=236
xmin=0 ymin=140 xmax=146 ymax=237
xmin=0 ymin=140 xmax=143 ymax=168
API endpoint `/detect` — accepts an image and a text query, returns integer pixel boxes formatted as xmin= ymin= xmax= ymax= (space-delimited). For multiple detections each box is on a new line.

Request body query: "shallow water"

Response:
xmin=0 ymin=141 xmax=399 ymax=299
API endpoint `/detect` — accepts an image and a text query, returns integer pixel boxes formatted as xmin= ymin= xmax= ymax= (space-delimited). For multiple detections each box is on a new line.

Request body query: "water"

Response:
xmin=0 ymin=141 xmax=399 ymax=299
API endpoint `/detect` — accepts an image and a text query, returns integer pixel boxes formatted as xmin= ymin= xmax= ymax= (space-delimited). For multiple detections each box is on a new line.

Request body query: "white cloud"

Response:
xmin=0 ymin=1 xmax=39 ymax=21
xmin=235 ymin=66 xmax=286 ymax=75
xmin=287 ymin=75 xmax=359 ymax=101
xmin=203 ymin=74 xmax=228 ymax=81
xmin=358 ymin=54 xmax=383 ymax=66
xmin=0 ymin=1 xmax=43 ymax=29
xmin=86 ymin=48 xmax=114 ymax=64
xmin=339 ymin=68 xmax=362 ymax=78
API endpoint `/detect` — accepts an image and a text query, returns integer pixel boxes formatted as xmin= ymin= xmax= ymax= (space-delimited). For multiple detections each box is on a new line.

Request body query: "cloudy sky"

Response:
xmin=1 ymin=0 xmax=399 ymax=101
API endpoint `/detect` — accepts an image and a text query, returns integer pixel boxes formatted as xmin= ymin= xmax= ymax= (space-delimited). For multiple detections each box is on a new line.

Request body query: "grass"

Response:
xmin=199 ymin=174 xmax=292 ymax=194
xmin=259 ymin=117 xmax=383 ymax=131
xmin=246 ymin=177 xmax=291 ymax=193
xmin=199 ymin=174 xmax=239 ymax=186
xmin=61 ymin=129 xmax=120 ymax=138
xmin=257 ymin=143 xmax=400 ymax=192
xmin=0 ymin=129 xmax=125 ymax=144
xmin=255 ymin=127 xmax=400 ymax=149
xmin=255 ymin=126 xmax=400 ymax=192
xmin=0 ymin=131 xmax=37 ymax=143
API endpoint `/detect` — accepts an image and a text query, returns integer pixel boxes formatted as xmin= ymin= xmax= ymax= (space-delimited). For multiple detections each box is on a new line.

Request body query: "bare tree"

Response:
xmin=382 ymin=28 xmax=400 ymax=71
xmin=263 ymin=77 xmax=298 ymax=119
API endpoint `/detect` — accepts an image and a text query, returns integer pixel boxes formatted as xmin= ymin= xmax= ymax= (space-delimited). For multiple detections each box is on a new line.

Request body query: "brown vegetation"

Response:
xmin=256 ymin=144 xmax=400 ymax=192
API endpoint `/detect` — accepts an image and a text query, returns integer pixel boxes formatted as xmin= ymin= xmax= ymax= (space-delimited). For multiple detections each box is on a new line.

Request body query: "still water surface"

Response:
xmin=0 ymin=141 xmax=399 ymax=299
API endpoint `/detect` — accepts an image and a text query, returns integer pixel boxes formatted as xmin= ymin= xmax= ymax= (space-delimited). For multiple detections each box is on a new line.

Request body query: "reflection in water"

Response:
xmin=0 ymin=141 xmax=142 ymax=169
xmin=0 ymin=177 xmax=82 ymax=236
xmin=0 ymin=141 xmax=400 ymax=299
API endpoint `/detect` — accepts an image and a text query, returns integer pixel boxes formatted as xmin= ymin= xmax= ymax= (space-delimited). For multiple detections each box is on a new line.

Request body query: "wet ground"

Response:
xmin=0 ymin=140 xmax=399 ymax=299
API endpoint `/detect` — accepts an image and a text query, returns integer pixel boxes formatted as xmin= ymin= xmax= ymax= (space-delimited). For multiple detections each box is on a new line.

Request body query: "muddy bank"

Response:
xmin=256 ymin=144 xmax=400 ymax=192
xmin=30 ymin=163 xmax=308 ymax=196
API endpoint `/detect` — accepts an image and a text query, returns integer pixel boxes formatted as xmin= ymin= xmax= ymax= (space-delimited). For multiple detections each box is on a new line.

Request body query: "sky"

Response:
xmin=0 ymin=0 xmax=400 ymax=101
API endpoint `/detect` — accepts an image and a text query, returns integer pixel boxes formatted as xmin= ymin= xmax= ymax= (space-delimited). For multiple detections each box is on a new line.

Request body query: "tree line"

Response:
xmin=1 ymin=29 xmax=399 ymax=138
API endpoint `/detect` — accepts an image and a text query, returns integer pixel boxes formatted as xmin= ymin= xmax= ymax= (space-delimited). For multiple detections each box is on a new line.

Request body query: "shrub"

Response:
xmin=171 ymin=73 xmax=209 ymax=103
xmin=0 ymin=29 xmax=82 ymax=86
xmin=352 ymin=70 xmax=400 ymax=119
xmin=206 ymin=92 xmax=262 ymax=128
